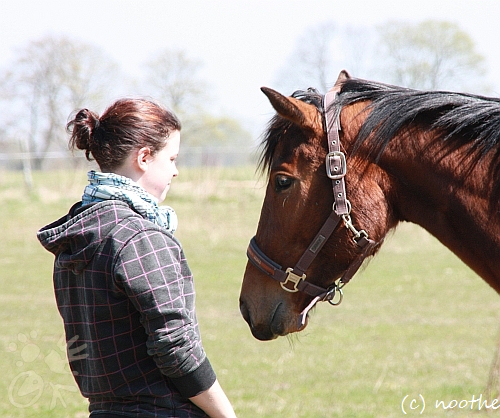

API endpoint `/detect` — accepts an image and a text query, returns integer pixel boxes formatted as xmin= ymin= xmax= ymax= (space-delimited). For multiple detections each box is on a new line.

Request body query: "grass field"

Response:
xmin=1 ymin=166 xmax=499 ymax=417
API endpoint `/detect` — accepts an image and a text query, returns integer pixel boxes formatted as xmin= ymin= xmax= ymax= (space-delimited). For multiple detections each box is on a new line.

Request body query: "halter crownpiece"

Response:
xmin=246 ymin=89 xmax=378 ymax=328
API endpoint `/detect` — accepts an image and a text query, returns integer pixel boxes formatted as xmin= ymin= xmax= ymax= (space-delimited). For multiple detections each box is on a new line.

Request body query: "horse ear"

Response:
xmin=261 ymin=87 xmax=321 ymax=133
xmin=261 ymin=87 xmax=304 ymax=122
xmin=335 ymin=70 xmax=351 ymax=85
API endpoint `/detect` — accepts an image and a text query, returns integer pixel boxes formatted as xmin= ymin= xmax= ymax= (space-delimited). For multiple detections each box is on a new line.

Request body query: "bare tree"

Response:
xmin=275 ymin=19 xmax=487 ymax=95
xmin=144 ymin=49 xmax=207 ymax=116
xmin=274 ymin=21 xmax=375 ymax=94
xmin=0 ymin=35 xmax=118 ymax=170
xmin=144 ymin=49 xmax=252 ymax=150
xmin=274 ymin=21 xmax=336 ymax=94
xmin=376 ymin=20 xmax=486 ymax=91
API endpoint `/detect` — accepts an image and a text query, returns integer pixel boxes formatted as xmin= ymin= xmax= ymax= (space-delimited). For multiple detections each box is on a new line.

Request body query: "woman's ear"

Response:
xmin=136 ymin=147 xmax=152 ymax=172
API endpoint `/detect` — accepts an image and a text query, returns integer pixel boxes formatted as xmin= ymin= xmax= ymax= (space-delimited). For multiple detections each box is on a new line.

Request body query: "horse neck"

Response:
xmin=377 ymin=134 xmax=500 ymax=291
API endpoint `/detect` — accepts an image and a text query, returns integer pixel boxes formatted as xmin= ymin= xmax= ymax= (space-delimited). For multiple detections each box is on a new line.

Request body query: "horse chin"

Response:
xmin=250 ymin=325 xmax=279 ymax=341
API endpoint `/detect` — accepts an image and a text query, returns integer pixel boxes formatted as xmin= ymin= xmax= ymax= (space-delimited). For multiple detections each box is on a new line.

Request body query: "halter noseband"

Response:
xmin=246 ymin=90 xmax=378 ymax=328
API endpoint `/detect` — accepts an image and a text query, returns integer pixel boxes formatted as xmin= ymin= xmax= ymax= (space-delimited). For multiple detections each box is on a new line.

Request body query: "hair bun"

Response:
xmin=67 ymin=108 xmax=101 ymax=157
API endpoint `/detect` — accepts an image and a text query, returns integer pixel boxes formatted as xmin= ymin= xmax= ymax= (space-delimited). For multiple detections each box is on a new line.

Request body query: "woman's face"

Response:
xmin=140 ymin=130 xmax=180 ymax=203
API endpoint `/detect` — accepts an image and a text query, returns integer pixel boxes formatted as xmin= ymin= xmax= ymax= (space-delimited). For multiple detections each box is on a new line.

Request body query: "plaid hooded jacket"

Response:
xmin=37 ymin=200 xmax=215 ymax=416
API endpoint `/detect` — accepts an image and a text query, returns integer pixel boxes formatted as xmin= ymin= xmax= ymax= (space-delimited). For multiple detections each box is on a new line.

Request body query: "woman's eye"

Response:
xmin=275 ymin=175 xmax=293 ymax=192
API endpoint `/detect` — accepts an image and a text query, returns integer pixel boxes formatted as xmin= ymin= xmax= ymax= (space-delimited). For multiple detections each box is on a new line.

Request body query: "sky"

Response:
xmin=1 ymin=0 xmax=500 ymax=138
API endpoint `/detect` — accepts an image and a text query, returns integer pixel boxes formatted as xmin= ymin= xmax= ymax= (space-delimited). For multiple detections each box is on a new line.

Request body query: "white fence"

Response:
xmin=0 ymin=146 xmax=259 ymax=171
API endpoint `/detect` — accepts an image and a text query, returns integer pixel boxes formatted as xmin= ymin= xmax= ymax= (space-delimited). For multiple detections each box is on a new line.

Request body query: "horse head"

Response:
xmin=239 ymin=71 xmax=396 ymax=340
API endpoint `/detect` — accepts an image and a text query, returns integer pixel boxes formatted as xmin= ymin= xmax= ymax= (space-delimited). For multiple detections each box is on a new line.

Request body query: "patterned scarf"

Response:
xmin=82 ymin=170 xmax=178 ymax=234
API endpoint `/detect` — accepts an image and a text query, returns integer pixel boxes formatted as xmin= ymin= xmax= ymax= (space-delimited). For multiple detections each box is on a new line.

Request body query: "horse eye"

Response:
xmin=275 ymin=175 xmax=293 ymax=192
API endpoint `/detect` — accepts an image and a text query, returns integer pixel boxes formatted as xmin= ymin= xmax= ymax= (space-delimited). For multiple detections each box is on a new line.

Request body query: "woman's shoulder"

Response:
xmin=92 ymin=201 xmax=182 ymax=248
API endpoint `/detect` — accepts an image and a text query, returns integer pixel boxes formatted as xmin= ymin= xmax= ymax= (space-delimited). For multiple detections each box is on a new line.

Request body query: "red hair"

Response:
xmin=67 ymin=98 xmax=181 ymax=171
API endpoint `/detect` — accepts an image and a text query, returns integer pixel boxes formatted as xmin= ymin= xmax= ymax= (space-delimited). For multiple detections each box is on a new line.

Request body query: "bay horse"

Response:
xmin=239 ymin=70 xmax=500 ymax=341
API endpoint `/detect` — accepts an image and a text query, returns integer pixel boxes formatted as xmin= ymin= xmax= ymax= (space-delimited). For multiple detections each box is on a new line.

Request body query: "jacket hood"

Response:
xmin=37 ymin=201 xmax=139 ymax=274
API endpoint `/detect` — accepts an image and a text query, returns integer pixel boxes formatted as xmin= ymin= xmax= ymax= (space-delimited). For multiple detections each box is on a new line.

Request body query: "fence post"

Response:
xmin=18 ymin=137 xmax=34 ymax=192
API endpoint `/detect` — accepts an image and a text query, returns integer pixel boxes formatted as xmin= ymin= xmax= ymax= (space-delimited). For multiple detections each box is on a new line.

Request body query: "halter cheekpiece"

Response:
xmin=246 ymin=89 xmax=378 ymax=328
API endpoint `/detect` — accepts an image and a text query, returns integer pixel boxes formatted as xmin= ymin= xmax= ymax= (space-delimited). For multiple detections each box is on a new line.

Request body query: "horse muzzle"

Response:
xmin=239 ymin=296 xmax=307 ymax=341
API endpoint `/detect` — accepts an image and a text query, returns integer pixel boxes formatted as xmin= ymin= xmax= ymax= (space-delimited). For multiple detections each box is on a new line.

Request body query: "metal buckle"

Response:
xmin=326 ymin=151 xmax=347 ymax=180
xmin=353 ymin=229 xmax=368 ymax=244
xmin=342 ymin=214 xmax=368 ymax=244
xmin=281 ymin=268 xmax=306 ymax=292
xmin=325 ymin=284 xmax=344 ymax=306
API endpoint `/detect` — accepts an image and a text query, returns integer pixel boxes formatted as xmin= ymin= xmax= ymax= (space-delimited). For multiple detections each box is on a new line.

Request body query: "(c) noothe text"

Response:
xmin=435 ymin=394 xmax=500 ymax=411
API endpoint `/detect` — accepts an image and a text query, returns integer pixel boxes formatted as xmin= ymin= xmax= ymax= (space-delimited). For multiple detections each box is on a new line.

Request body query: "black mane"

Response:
xmin=337 ymin=78 xmax=500 ymax=167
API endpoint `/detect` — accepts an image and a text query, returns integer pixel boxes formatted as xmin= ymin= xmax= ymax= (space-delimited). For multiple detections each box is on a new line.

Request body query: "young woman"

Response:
xmin=37 ymin=98 xmax=236 ymax=417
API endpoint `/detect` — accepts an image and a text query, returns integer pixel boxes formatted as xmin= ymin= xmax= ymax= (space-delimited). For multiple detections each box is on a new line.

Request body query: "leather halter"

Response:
xmin=246 ymin=90 xmax=378 ymax=328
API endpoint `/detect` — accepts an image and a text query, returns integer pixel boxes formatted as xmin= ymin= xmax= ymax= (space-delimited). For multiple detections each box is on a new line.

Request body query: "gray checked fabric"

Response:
xmin=37 ymin=200 xmax=214 ymax=416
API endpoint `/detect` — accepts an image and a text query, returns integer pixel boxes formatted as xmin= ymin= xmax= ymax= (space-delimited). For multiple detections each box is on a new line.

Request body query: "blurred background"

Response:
xmin=1 ymin=0 xmax=499 ymax=176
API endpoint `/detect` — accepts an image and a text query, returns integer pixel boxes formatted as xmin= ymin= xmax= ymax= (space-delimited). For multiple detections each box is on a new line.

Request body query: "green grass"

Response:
xmin=1 ymin=167 xmax=499 ymax=417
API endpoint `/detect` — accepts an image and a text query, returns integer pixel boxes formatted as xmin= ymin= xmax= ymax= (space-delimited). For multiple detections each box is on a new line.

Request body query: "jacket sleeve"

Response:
xmin=113 ymin=226 xmax=216 ymax=397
